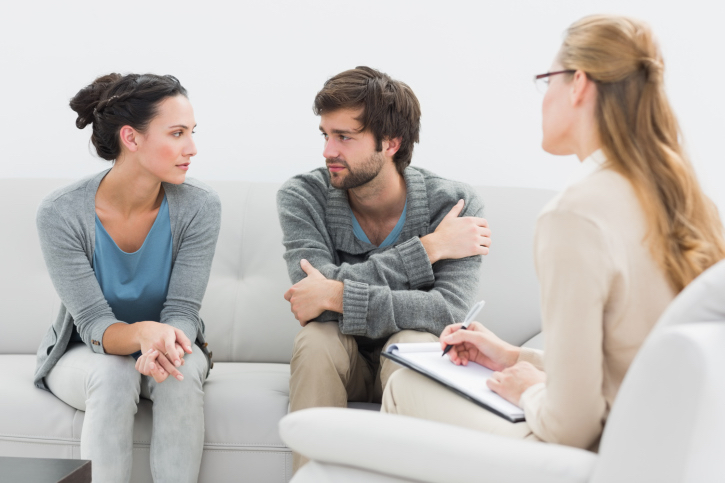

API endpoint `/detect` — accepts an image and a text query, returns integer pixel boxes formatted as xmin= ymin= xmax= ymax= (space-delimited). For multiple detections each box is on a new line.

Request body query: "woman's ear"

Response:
xmin=570 ymin=70 xmax=596 ymax=107
xmin=119 ymin=125 xmax=140 ymax=153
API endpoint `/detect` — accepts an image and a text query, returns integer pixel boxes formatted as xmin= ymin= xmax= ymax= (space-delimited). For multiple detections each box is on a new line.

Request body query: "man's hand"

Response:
xmin=440 ymin=321 xmax=519 ymax=371
xmin=421 ymin=200 xmax=491 ymax=264
xmin=284 ymin=259 xmax=343 ymax=326
xmin=487 ymin=361 xmax=546 ymax=407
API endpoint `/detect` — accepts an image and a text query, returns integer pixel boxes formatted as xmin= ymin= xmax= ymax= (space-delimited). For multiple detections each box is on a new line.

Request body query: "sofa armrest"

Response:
xmin=280 ymin=408 xmax=597 ymax=483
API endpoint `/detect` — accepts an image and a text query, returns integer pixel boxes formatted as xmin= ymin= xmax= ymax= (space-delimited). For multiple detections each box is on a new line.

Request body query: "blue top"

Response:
xmin=70 ymin=195 xmax=173 ymax=348
xmin=351 ymin=200 xmax=407 ymax=248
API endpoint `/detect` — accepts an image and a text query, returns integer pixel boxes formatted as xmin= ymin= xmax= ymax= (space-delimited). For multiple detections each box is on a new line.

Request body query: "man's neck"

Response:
xmin=347 ymin=164 xmax=407 ymax=222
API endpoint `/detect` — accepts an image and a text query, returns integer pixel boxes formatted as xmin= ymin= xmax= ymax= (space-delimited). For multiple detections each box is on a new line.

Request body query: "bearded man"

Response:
xmin=277 ymin=66 xmax=491 ymax=472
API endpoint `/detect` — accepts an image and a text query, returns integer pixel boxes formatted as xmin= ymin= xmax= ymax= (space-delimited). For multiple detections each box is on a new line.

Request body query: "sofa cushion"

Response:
xmin=0 ymin=356 xmax=290 ymax=448
xmin=0 ymin=355 xmax=78 ymax=447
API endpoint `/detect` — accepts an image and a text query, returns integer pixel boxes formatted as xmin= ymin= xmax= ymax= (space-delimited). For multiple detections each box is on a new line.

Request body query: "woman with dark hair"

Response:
xmin=34 ymin=73 xmax=221 ymax=482
xmin=382 ymin=15 xmax=725 ymax=450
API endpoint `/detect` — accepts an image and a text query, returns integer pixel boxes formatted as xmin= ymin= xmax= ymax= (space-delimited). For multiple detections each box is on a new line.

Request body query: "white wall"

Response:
xmin=2 ymin=0 xmax=723 ymax=210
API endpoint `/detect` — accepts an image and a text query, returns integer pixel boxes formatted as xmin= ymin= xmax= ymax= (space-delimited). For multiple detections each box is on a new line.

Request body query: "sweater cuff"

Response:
xmin=519 ymin=381 xmax=546 ymax=412
xmin=517 ymin=347 xmax=545 ymax=371
xmin=340 ymin=280 xmax=369 ymax=336
xmin=94 ymin=318 xmax=127 ymax=354
xmin=165 ymin=319 xmax=199 ymax=346
xmin=396 ymin=237 xmax=435 ymax=289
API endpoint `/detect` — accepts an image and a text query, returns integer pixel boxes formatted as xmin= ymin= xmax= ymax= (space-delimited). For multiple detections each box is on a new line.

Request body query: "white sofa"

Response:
xmin=0 ymin=177 xmax=555 ymax=482
xmin=280 ymin=262 xmax=725 ymax=482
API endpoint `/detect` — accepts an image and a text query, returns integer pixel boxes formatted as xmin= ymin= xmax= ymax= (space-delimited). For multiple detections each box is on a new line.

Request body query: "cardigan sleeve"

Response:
xmin=160 ymin=190 xmax=222 ymax=343
xmin=519 ymin=209 xmax=613 ymax=449
xmin=36 ymin=199 xmax=122 ymax=354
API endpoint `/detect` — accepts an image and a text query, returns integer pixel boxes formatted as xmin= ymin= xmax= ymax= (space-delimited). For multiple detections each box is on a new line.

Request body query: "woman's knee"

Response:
xmin=85 ymin=355 xmax=141 ymax=406
xmin=147 ymin=349 xmax=207 ymax=400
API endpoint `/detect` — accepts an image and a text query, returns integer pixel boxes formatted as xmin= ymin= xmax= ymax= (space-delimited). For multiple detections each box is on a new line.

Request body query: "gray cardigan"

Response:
xmin=34 ymin=170 xmax=222 ymax=390
xmin=277 ymin=166 xmax=483 ymax=341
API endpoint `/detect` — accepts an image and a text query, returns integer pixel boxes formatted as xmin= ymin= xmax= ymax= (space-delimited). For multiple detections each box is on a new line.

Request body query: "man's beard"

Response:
xmin=327 ymin=151 xmax=386 ymax=190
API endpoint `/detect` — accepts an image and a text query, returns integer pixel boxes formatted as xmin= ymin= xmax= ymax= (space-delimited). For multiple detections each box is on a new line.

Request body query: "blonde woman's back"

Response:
xmin=529 ymin=157 xmax=675 ymax=447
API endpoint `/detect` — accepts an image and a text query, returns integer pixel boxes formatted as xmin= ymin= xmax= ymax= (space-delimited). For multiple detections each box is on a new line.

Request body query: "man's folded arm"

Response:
xmin=278 ymin=187 xmax=434 ymax=290
xmin=338 ymin=254 xmax=482 ymax=340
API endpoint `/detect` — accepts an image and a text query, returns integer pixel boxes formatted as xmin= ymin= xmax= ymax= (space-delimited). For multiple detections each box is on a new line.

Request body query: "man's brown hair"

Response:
xmin=313 ymin=66 xmax=421 ymax=174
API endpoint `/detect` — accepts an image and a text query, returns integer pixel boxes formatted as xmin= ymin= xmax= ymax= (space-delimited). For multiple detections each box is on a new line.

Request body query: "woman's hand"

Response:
xmin=421 ymin=200 xmax=491 ymax=264
xmin=440 ymin=321 xmax=518 ymax=371
xmin=487 ymin=362 xmax=546 ymax=407
xmin=136 ymin=322 xmax=193 ymax=381
xmin=135 ymin=346 xmax=187 ymax=383
xmin=135 ymin=350 xmax=169 ymax=383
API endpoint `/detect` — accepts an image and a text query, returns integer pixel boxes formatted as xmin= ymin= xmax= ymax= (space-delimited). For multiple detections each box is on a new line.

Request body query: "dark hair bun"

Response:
xmin=69 ymin=73 xmax=187 ymax=161
xmin=69 ymin=73 xmax=123 ymax=129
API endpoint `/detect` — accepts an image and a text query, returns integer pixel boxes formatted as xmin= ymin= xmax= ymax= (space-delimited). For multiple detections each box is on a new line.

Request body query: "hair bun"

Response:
xmin=641 ymin=57 xmax=664 ymax=84
xmin=69 ymin=73 xmax=123 ymax=129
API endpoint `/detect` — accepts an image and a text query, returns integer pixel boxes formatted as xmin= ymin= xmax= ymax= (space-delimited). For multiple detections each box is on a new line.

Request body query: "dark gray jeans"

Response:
xmin=45 ymin=342 xmax=208 ymax=483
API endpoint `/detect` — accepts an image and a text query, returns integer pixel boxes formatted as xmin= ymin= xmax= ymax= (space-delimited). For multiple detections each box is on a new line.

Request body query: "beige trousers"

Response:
xmin=381 ymin=368 xmax=540 ymax=441
xmin=382 ymin=367 xmax=539 ymax=441
xmin=289 ymin=322 xmax=439 ymax=472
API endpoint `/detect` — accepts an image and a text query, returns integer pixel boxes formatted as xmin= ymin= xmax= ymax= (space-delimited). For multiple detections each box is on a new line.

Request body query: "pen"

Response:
xmin=442 ymin=300 xmax=486 ymax=357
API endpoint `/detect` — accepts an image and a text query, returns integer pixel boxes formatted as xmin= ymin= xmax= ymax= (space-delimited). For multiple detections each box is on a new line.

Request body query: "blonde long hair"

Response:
xmin=559 ymin=15 xmax=725 ymax=292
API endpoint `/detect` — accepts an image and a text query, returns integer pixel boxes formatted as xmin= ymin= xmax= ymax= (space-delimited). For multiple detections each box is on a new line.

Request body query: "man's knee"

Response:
xmin=292 ymin=322 xmax=351 ymax=369
xmin=291 ymin=322 xmax=356 ymax=386
xmin=384 ymin=329 xmax=439 ymax=349
xmin=293 ymin=322 xmax=342 ymax=352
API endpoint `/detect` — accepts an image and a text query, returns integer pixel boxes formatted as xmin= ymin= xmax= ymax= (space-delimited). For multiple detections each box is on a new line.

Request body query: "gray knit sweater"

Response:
xmin=277 ymin=166 xmax=483 ymax=341
xmin=34 ymin=170 xmax=221 ymax=390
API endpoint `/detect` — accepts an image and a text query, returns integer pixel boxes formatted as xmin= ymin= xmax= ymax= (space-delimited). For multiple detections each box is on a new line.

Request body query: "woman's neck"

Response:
xmin=96 ymin=157 xmax=163 ymax=217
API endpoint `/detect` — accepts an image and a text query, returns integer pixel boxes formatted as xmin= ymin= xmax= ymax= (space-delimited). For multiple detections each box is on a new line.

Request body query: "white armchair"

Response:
xmin=279 ymin=260 xmax=725 ymax=483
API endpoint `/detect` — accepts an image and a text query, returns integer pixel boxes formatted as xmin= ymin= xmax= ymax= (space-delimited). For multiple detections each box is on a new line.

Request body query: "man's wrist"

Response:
xmin=420 ymin=234 xmax=440 ymax=264
xmin=325 ymin=280 xmax=344 ymax=313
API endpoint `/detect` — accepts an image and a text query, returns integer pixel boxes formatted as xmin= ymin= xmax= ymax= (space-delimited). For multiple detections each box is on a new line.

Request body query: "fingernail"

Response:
xmin=175 ymin=360 xmax=181 ymax=367
xmin=176 ymin=374 xmax=184 ymax=381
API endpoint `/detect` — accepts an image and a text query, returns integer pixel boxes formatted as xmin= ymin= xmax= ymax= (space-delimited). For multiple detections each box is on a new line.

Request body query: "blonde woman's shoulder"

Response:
xmin=540 ymin=167 xmax=638 ymax=222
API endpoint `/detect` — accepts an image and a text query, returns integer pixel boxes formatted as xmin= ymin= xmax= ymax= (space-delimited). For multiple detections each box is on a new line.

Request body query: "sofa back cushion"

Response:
xmin=0 ymin=178 xmax=554 ymax=361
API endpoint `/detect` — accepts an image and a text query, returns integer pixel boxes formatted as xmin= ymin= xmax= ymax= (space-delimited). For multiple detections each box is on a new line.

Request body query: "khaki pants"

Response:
xmin=382 ymin=367 xmax=539 ymax=441
xmin=289 ymin=322 xmax=439 ymax=472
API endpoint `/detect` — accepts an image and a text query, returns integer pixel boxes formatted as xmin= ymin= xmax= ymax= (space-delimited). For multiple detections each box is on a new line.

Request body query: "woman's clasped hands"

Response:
xmin=440 ymin=321 xmax=546 ymax=406
xmin=134 ymin=321 xmax=194 ymax=383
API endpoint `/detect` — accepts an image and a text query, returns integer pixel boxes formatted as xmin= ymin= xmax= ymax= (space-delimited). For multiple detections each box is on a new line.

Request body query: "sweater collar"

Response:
xmin=326 ymin=167 xmax=431 ymax=254
xmin=565 ymin=148 xmax=606 ymax=188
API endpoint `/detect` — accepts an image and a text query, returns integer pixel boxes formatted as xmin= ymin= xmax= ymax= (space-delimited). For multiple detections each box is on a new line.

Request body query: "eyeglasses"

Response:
xmin=534 ymin=70 xmax=576 ymax=93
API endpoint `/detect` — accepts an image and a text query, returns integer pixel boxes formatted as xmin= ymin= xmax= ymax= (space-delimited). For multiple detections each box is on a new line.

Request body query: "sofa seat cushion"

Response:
xmin=0 ymin=355 xmax=79 ymax=448
xmin=202 ymin=362 xmax=291 ymax=449
xmin=0 ymin=356 xmax=291 ymax=451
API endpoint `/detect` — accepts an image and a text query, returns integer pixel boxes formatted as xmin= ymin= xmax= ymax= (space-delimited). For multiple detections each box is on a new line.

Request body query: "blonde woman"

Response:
xmin=381 ymin=15 xmax=725 ymax=450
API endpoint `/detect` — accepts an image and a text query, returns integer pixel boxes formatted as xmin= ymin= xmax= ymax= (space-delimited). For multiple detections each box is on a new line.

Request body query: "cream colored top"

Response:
xmin=517 ymin=150 xmax=675 ymax=449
